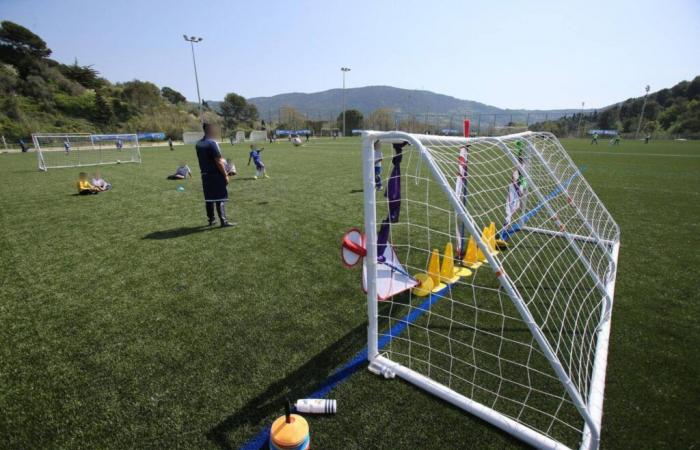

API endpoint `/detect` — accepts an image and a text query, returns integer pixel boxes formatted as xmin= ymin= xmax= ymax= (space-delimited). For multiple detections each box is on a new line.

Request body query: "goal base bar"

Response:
xmin=368 ymin=355 xmax=572 ymax=450
xmin=38 ymin=160 xmax=139 ymax=171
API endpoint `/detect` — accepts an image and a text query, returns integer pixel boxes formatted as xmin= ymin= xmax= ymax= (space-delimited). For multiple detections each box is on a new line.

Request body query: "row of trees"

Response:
xmin=531 ymin=77 xmax=700 ymax=137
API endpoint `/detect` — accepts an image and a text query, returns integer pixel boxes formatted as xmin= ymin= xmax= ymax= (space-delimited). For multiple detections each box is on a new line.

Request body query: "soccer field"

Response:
xmin=1 ymin=137 xmax=698 ymax=449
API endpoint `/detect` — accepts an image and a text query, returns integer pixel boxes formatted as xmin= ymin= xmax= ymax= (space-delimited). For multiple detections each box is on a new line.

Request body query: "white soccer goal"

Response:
xmin=361 ymin=130 xmax=620 ymax=450
xmin=249 ymin=130 xmax=267 ymax=142
xmin=183 ymin=131 xmax=202 ymax=145
xmin=33 ymin=133 xmax=141 ymax=171
xmin=234 ymin=130 xmax=246 ymax=143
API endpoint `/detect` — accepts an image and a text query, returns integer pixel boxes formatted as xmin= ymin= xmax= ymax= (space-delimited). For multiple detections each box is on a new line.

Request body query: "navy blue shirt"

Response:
xmin=195 ymin=137 xmax=222 ymax=174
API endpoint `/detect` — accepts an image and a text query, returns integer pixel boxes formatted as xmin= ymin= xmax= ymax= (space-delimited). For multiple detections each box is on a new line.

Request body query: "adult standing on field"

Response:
xmin=195 ymin=123 xmax=234 ymax=228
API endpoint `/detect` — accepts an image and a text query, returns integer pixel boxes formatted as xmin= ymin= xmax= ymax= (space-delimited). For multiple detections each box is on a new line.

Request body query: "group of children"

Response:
xmin=77 ymin=143 xmax=269 ymax=195
xmin=76 ymin=171 xmax=112 ymax=195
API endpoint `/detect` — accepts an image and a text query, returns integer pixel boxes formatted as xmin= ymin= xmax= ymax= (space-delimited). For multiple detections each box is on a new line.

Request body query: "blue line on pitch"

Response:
xmin=239 ymin=288 xmax=449 ymax=450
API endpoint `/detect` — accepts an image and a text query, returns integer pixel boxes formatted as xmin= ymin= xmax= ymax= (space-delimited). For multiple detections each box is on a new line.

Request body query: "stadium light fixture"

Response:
xmin=635 ymin=84 xmax=651 ymax=139
xmin=184 ymin=35 xmax=204 ymax=123
xmin=341 ymin=67 xmax=351 ymax=137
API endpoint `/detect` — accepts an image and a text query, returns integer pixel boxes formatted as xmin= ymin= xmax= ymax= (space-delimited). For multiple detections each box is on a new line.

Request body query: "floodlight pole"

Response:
xmin=578 ymin=101 xmax=585 ymax=137
xmin=341 ymin=67 xmax=351 ymax=137
xmin=634 ymin=85 xmax=650 ymax=139
xmin=184 ymin=35 xmax=204 ymax=124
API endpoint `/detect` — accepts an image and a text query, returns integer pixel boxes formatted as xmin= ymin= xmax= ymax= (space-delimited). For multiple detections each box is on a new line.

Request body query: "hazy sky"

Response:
xmin=3 ymin=0 xmax=699 ymax=109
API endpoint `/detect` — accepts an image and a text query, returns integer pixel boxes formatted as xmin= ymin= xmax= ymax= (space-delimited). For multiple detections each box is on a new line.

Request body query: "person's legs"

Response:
xmin=216 ymin=201 xmax=234 ymax=227
xmin=206 ymin=202 xmax=216 ymax=225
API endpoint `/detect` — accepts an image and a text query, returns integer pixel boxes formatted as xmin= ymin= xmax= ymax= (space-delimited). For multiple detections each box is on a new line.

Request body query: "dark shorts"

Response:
xmin=255 ymin=163 xmax=264 ymax=170
xmin=201 ymin=172 xmax=228 ymax=202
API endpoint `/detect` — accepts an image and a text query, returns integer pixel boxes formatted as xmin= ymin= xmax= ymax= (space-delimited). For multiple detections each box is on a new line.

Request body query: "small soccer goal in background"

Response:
xmin=354 ymin=125 xmax=620 ymax=450
xmin=249 ymin=130 xmax=267 ymax=142
xmin=32 ymin=133 xmax=141 ymax=171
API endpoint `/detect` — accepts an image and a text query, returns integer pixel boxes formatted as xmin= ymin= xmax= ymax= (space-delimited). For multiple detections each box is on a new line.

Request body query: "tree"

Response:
xmin=220 ymin=92 xmax=259 ymax=129
xmin=369 ymin=108 xmax=394 ymax=130
xmin=0 ymin=21 xmax=51 ymax=64
xmin=161 ymin=86 xmax=186 ymax=104
xmin=120 ymin=80 xmax=162 ymax=109
xmin=337 ymin=109 xmax=363 ymax=135
xmin=59 ymin=59 xmax=104 ymax=89
xmin=278 ymin=106 xmax=306 ymax=130
xmin=94 ymin=90 xmax=114 ymax=125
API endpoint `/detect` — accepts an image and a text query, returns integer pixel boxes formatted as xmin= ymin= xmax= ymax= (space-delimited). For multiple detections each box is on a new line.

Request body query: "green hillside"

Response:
xmin=0 ymin=21 xmax=204 ymax=143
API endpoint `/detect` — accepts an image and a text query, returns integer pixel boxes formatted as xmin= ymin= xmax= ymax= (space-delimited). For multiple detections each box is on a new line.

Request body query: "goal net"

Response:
xmin=360 ymin=130 xmax=620 ymax=450
xmin=234 ymin=131 xmax=246 ymax=143
xmin=33 ymin=133 xmax=141 ymax=171
xmin=249 ymin=130 xmax=267 ymax=142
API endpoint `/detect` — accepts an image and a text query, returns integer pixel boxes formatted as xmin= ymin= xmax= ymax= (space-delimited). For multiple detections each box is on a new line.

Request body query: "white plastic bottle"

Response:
xmin=294 ymin=399 xmax=337 ymax=414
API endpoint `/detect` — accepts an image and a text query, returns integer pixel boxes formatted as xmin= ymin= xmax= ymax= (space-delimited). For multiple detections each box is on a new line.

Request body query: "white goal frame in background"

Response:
xmin=361 ymin=130 xmax=620 ymax=450
xmin=249 ymin=130 xmax=267 ymax=142
xmin=33 ymin=133 xmax=141 ymax=171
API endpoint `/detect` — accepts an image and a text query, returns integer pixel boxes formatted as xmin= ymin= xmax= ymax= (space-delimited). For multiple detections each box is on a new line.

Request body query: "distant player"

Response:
xmin=168 ymin=137 xmax=174 ymax=151
xmin=610 ymin=134 xmax=621 ymax=146
xmin=644 ymin=134 xmax=651 ymax=144
xmin=247 ymin=144 xmax=269 ymax=179
xmin=116 ymin=138 xmax=123 ymax=150
xmin=77 ymin=172 xmax=100 ymax=195
xmin=91 ymin=171 xmax=112 ymax=191
xmin=19 ymin=139 xmax=28 ymax=153
xmin=590 ymin=132 xmax=598 ymax=145
xmin=64 ymin=139 xmax=71 ymax=154
xmin=374 ymin=141 xmax=383 ymax=190
xmin=167 ymin=162 xmax=192 ymax=180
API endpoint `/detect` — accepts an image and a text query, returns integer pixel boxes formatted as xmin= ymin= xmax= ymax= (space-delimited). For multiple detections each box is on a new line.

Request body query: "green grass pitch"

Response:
xmin=0 ymin=137 xmax=698 ymax=449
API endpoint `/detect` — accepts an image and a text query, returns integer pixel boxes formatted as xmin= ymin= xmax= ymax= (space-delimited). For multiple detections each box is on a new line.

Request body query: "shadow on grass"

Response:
xmin=206 ymin=321 xmax=368 ymax=450
xmin=349 ymin=189 xmax=363 ymax=194
xmin=142 ymin=226 xmax=213 ymax=240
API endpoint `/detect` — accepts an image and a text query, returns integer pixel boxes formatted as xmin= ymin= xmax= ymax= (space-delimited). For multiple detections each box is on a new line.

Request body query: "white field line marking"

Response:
xmin=568 ymin=150 xmax=700 ymax=158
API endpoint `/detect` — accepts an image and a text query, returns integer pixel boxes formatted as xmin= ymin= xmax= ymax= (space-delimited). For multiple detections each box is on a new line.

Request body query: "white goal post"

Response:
xmin=249 ymin=130 xmax=267 ymax=142
xmin=361 ymin=130 xmax=620 ymax=450
xmin=33 ymin=133 xmax=141 ymax=171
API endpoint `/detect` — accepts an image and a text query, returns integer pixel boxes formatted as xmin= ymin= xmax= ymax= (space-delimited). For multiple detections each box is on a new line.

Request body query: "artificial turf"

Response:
xmin=0 ymin=137 xmax=698 ymax=449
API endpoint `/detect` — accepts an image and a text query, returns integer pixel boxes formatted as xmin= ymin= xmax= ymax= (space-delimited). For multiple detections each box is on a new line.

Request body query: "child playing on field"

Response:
xmin=77 ymin=172 xmax=100 ymax=195
xmin=247 ymin=145 xmax=269 ymax=179
xmin=167 ymin=162 xmax=192 ymax=180
xmin=590 ymin=132 xmax=598 ymax=145
xmin=91 ymin=170 xmax=112 ymax=191
xmin=224 ymin=158 xmax=237 ymax=177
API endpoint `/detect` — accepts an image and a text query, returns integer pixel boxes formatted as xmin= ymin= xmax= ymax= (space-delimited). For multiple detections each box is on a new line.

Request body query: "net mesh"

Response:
xmin=33 ymin=133 xmax=140 ymax=170
xmin=366 ymin=131 xmax=619 ymax=448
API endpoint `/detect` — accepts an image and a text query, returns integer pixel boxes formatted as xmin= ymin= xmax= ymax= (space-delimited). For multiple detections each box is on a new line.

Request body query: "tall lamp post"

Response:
xmin=578 ymin=101 xmax=585 ymax=137
xmin=341 ymin=67 xmax=351 ymax=137
xmin=635 ymin=84 xmax=651 ymax=139
xmin=183 ymin=35 xmax=204 ymax=123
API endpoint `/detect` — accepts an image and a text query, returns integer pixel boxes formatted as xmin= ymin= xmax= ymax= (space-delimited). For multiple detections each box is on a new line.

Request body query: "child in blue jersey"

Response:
xmin=247 ymin=144 xmax=269 ymax=179
xmin=64 ymin=139 xmax=71 ymax=154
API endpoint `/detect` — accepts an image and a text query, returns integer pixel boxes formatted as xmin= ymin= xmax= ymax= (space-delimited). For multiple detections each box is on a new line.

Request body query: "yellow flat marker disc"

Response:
xmin=440 ymin=274 xmax=460 ymax=284
xmin=431 ymin=282 xmax=447 ymax=293
xmin=464 ymin=261 xmax=483 ymax=269
xmin=454 ymin=267 xmax=472 ymax=277
xmin=412 ymin=273 xmax=433 ymax=297
xmin=270 ymin=414 xmax=309 ymax=448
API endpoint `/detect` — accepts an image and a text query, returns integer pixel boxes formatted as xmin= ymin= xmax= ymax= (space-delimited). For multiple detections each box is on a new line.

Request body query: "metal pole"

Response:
xmin=578 ymin=101 xmax=585 ymax=137
xmin=635 ymin=85 xmax=650 ymax=139
xmin=341 ymin=67 xmax=350 ymax=137
xmin=183 ymin=35 xmax=204 ymax=123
